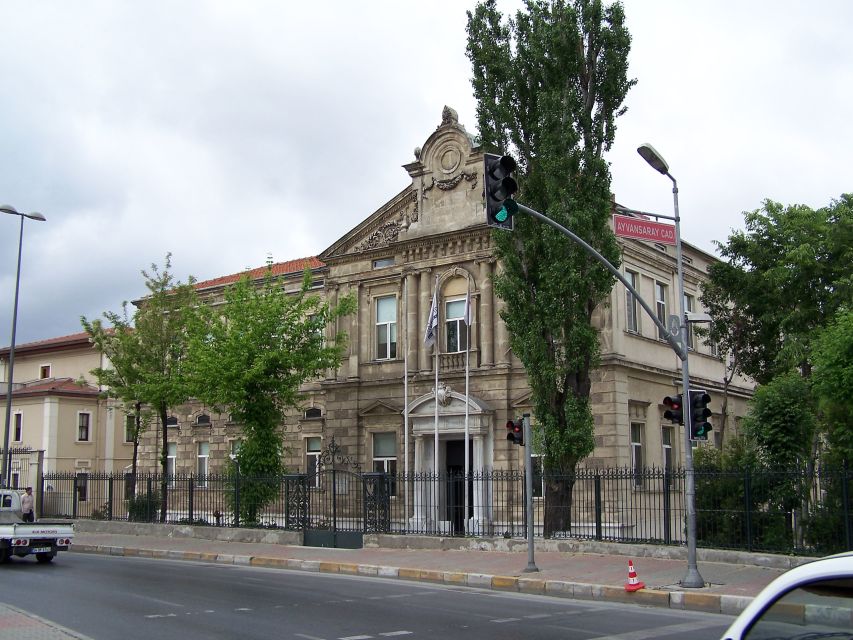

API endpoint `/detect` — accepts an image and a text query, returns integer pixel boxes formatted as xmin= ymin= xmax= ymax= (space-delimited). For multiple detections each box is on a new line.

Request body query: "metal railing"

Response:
xmin=40 ymin=466 xmax=852 ymax=556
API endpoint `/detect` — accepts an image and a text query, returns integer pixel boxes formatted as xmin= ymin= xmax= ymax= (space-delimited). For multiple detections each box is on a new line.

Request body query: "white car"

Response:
xmin=722 ymin=552 xmax=853 ymax=640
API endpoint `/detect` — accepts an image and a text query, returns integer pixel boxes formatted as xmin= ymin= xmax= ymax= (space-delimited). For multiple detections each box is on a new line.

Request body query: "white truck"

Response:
xmin=0 ymin=489 xmax=73 ymax=563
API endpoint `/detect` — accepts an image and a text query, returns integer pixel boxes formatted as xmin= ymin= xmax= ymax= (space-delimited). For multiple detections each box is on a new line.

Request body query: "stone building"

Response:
xmin=134 ymin=106 xmax=754 ymax=500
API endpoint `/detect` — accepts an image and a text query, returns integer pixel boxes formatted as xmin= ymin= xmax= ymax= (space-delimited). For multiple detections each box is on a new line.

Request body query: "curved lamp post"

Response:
xmin=636 ymin=145 xmax=705 ymax=589
xmin=2 ymin=205 xmax=46 ymax=488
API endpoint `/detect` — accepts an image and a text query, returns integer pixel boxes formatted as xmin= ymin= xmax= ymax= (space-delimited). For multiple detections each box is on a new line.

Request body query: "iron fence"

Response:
xmin=40 ymin=466 xmax=852 ymax=556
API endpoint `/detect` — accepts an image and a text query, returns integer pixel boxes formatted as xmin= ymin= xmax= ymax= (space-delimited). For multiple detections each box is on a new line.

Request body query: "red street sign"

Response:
xmin=613 ymin=213 xmax=676 ymax=245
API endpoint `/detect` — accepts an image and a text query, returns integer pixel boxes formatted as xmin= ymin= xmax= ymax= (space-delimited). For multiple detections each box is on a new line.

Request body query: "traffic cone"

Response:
xmin=624 ymin=560 xmax=646 ymax=592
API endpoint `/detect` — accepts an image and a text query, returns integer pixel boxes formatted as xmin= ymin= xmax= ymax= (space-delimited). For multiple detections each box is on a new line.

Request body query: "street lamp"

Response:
xmin=2 ymin=205 xmax=46 ymax=489
xmin=636 ymin=144 xmax=705 ymax=589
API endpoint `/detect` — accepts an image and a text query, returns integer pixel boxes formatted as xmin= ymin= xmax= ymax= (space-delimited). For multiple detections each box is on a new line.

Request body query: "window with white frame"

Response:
xmin=166 ymin=443 xmax=177 ymax=481
xmin=372 ymin=432 xmax=397 ymax=494
xmin=230 ymin=439 xmax=242 ymax=457
xmin=197 ymin=442 xmax=209 ymax=486
xmin=626 ymin=271 xmax=639 ymax=333
xmin=77 ymin=412 xmax=91 ymax=442
xmin=684 ymin=293 xmax=695 ymax=349
xmin=13 ymin=413 xmax=22 ymax=442
xmin=375 ymin=295 xmax=397 ymax=360
xmin=655 ymin=282 xmax=668 ymax=340
xmin=445 ymin=298 xmax=469 ymax=353
xmin=662 ymin=425 xmax=674 ymax=471
xmin=125 ymin=415 xmax=135 ymax=443
xmin=630 ymin=422 xmax=644 ymax=487
xmin=306 ymin=437 xmax=322 ymax=487
xmin=708 ymin=337 xmax=720 ymax=358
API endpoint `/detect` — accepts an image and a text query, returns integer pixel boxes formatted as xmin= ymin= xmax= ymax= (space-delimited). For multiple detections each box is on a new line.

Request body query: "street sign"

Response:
xmin=613 ymin=213 xmax=676 ymax=245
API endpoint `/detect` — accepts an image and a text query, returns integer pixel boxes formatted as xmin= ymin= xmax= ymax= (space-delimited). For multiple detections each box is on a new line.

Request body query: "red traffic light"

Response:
xmin=663 ymin=394 xmax=684 ymax=424
xmin=506 ymin=418 xmax=524 ymax=446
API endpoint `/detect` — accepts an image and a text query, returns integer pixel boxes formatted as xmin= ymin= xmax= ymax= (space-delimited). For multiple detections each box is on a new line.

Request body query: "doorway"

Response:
xmin=445 ymin=440 xmax=473 ymax=535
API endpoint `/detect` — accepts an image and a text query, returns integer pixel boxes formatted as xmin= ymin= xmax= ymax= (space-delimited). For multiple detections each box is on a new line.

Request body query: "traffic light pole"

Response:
xmin=515 ymin=200 xmax=704 ymax=588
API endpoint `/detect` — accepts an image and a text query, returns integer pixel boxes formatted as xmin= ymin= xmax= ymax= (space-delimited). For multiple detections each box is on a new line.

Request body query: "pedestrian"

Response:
xmin=21 ymin=486 xmax=34 ymax=522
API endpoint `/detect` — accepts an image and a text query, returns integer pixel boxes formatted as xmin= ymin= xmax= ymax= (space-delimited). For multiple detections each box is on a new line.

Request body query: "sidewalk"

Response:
xmin=70 ymin=528 xmax=798 ymax=616
xmin=0 ymin=603 xmax=94 ymax=640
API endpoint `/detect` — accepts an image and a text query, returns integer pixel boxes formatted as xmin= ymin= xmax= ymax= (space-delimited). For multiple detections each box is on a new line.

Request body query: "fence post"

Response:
xmin=234 ymin=467 xmax=241 ymax=528
xmin=744 ymin=469 xmax=753 ymax=552
xmin=663 ymin=469 xmax=672 ymax=545
xmin=72 ymin=474 xmax=78 ymax=519
xmin=188 ymin=476 xmax=194 ymax=523
xmin=107 ymin=475 xmax=114 ymax=521
xmin=594 ymin=472 xmax=602 ymax=541
xmin=147 ymin=476 xmax=153 ymax=523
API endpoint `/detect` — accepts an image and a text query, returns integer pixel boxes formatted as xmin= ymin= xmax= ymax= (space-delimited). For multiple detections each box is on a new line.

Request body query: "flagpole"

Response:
xmin=463 ymin=278 xmax=471 ymax=532
xmin=433 ymin=279 xmax=439 ymax=524
xmin=403 ymin=275 xmax=409 ymax=526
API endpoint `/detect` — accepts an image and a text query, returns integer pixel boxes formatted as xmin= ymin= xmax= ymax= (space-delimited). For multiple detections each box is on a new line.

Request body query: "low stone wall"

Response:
xmin=74 ymin=519 xmax=302 ymax=546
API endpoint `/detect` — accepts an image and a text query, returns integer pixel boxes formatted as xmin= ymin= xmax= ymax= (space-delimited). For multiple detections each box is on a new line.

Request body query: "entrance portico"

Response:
xmin=407 ymin=384 xmax=493 ymax=533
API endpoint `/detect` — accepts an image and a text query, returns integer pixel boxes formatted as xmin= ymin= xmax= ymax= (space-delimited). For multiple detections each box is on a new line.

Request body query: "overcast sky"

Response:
xmin=1 ymin=1 xmax=850 ymax=348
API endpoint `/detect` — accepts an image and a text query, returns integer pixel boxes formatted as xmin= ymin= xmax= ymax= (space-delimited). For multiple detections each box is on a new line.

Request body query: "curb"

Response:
xmin=69 ymin=544 xmax=751 ymax=615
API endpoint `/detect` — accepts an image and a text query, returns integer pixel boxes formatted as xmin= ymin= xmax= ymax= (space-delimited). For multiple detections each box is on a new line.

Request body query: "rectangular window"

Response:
xmin=40 ymin=364 xmax=51 ymax=379
xmin=626 ymin=271 xmax=639 ymax=333
xmin=372 ymin=432 xmax=397 ymax=494
xmin=230 ymin=439 xmax=242 ymax=457
xmin=10 ymin=471 xmax=19 ymax=489
xmin=372 ymin=257 xmax=394 ymax=269
xmin=13 ymin=413 xmax=22 ymax=442
xmin=166 ymin=442 xmax=177 ymax=483
xmin=655 ymin=282 xmax=668 ymax=340
xmin=662 ymin=426 xmax=674 ymax=471
xmin=630 ymin=422 xmax=644 ymax=488
xmin=684 ymin=293 xmax=695 ymax=349
xmin=77 ymin=413 xmax=91 ymax=442
xmin=197 ymin=442 xmax=209 ymax=487
xmin=375 ymin=295 xmax=397 ymax=360
xmin=125 ymin=415 xmax=135 ymax=443
xmin=445 ymin=298 xmax=469 ymax=353
xmin=76 ymin=473 xmax=88 ymax=502
xmin=306 ymin=437 xmax=322 ymax=488
xmin=708 ymin=338 xmax=720 ymax=358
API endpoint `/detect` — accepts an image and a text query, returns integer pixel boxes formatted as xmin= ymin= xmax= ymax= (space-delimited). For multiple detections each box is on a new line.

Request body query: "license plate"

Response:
xmin=31 ymin=547 xmax=52 ymax=553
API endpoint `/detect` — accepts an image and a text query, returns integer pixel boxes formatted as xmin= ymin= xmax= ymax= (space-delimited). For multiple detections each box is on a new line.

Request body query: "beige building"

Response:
xmin=0 ymin=332 xmax=133 ymax=483
xmin=133 ymin=107 xmax=754 ymax=496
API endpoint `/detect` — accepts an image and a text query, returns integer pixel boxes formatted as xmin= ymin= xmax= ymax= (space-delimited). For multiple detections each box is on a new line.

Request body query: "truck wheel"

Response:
xmin=36 ymin=552 xmax=55 ymax=564
xmin=0 ymin=549 xmax=9 ymax=564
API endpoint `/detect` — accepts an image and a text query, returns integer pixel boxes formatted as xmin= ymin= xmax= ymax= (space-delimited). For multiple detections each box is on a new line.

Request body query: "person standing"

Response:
xmin=20 ymin=487 xmax=34 ymax=522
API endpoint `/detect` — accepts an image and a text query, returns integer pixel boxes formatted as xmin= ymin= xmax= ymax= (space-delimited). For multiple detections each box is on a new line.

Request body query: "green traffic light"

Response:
xmin=495 ymin=206 xmax=509 ymax=223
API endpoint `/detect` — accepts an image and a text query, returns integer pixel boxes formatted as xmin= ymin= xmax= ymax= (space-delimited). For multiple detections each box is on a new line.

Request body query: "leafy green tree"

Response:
xmin=467 ymin=0 xmax=634 ymax=536
xmin=186 ymin=269 xmax=355 ymax=523
xmin=86 ymin=256 xmax=199 ymax=522
xmin=82 ymin=306 xmax=150 ymax=479
xmin=811 ymin=309 xmax=853 ymax=463
xmin=701 ymin=195 xmax=853 ymax=385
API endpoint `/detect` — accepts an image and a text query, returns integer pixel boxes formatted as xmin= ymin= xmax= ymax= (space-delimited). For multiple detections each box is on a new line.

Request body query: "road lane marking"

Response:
xmin=295 ymin=634 xmax=326 ymax=640
xmin=145 ymin=613 xmax=178 ymax=619
xmin=491 ymin=617 xmax=522 ymax=623
xmin=586 ymin=619 xmax=725 ymax=640
xmin=235 ymin=607 xmax=253 ymax=612
xmin=379 ymin=632 xmax=413 ymax=637
xmin=524 ymin=613 xmax=552 ymax=619
xmin=339 ymin=636 xmax=372 ymax=640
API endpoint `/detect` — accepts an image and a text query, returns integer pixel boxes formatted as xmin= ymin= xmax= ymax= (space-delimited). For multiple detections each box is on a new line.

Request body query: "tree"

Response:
xmin=186 ymin=268 xmax=355 ymax=523
xmin=467 ymin=0 xmax=634 ymax=536
xmin=82 ymin=305 xmax=151 ymax=480
xmin=811 ymin=309 xmax=853 ymax=463
xmin=701 ymin=195 xmax=853 ymax=385
xmin=87 ymin=255 xmax=199 ymax=522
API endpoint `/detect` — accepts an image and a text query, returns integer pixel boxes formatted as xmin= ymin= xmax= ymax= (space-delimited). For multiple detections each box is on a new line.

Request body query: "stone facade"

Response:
xmin=134 ymin=106 xmax=754 ymax=487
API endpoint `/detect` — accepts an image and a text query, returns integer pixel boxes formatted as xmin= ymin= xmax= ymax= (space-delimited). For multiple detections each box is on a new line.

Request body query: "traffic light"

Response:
xmin=663 ymin=394 xmax=684 ymax=425
xmin=690 ymin=390 xmax=712 ymax=441
xmin=505 ymin=418 xmax=524 ymax=446
xmin=484 ymin=153 xmax=519 ymax=230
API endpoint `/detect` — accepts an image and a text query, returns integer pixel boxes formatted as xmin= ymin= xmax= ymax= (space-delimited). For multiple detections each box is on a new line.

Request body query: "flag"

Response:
xmin=424 ymin=281 xmax=439 ymax=348
xmin=462 ymin=288 xmax=471 ymax=325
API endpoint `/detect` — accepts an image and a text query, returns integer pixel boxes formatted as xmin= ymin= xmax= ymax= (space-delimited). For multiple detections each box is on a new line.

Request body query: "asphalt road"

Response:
xmin=1 ymin=553 xmax=734 ymax=640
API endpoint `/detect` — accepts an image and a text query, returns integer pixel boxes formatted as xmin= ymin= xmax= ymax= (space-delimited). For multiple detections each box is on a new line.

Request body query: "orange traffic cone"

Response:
xmin=624 ymin=560 xmax=646 ymax=592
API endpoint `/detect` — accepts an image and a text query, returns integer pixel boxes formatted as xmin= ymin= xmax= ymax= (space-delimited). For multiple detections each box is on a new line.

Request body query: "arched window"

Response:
xmin=165 ymin=416 xmax=179 ymax=427
xmin=196 ymin=414 xmax=211 ymax=426
xmin=304 ymin=407 xmax=322 ymax=419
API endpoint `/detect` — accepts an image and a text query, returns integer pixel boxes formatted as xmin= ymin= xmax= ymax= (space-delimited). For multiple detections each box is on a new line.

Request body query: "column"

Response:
xmin=406 ymin=272 xmax=418 ymax=369
xmin=358 ymin=283 xmax=369 ymax=365
xmin=418 ymin=269 xmax=432 ymax=372
xmin=410 ymin=435 xmax=427 ymax=527
xmin=471 ymin=435 xmax=488 ymax=528
xmin=326 ymin=285 xmax=339 ymax=380
xmin=479 ymin=260 xmax=494 ymax=367
xmin=495 ymin=293 xmax=510 ymax=368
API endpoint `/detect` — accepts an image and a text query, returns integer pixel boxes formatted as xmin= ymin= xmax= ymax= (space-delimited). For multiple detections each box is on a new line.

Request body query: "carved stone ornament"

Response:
xmin=441 ymin=105 xmax=459 ymax=127
xmin=435 ymin=383 xmax=453 ymax=407
xmin=421 ymin=171 xmax=478 ymax=199
xmin=356 ymin=220 xmax=402 ymax=251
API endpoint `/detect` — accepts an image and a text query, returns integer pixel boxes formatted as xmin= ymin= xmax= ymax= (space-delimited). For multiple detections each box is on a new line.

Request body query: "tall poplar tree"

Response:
xmin=467 ymin=0 xmax=634 ymax=535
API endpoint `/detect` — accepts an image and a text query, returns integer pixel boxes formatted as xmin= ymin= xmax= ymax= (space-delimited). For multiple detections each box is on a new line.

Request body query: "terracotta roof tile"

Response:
xmin=2 ymin=377 xmax=100 ymax=399
xmin=194 ymin=256 xmax=325 ymax=291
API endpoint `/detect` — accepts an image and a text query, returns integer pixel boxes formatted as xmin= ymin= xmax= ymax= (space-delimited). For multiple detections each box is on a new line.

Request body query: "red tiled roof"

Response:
xmin=193 ymin=257 xmax=325 ymax=291
xmin=0 ymin=331 xmax=95 ymax=357
xmin=2 ymin=377 xmax=100 ymax=399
